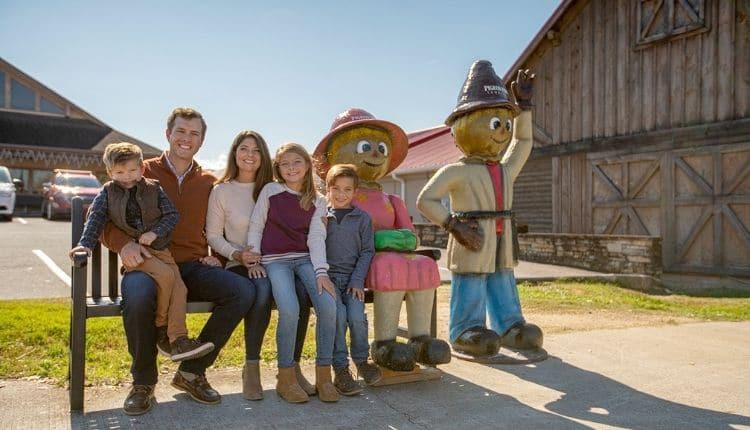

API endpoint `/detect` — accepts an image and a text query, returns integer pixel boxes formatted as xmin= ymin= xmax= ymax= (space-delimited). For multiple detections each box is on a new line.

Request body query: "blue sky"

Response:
xmin=1 ymin=1 xmax=559 ymax=169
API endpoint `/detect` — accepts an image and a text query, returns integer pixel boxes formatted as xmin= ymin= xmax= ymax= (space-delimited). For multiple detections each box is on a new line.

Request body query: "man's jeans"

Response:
xmin=120 ymin=262 xmax=254 ymax=384
xmin=449 ymin=270 xmax=524 ymax=343
xmin=266 ymin=257 xmax=336 ymax=368
xmin=331 ymin=274 xmax=369 ymax=369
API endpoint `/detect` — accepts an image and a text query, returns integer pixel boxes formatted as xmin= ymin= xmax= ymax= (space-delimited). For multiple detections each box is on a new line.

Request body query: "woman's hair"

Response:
xmin=274 ymin=142 xmax=316 ymax=211
xmin=216 ymin=130 xmax=273 ymax=201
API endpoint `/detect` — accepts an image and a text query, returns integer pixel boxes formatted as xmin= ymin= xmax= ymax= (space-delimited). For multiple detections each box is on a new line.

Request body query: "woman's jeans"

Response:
xmin=449 ymin=270 xmax=524 ymax=343
xmin=266 ymin=257 xmax=336 ymax=367
xmin=331 ymin=274 xmax=369 ymax=369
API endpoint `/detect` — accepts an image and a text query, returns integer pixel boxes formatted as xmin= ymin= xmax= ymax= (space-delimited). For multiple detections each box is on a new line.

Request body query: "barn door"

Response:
xmin=590 ymin=154 xmax=663 ymax=236
xmin=664 ymin=144 xmax=750 ymax=276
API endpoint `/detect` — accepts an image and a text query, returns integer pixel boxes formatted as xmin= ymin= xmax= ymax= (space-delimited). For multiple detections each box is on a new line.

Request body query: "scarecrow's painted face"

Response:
xmin=451 ymin=107 xmax=515 ymax=158
xmin=327 ymin=126 xmax=392 ymax=181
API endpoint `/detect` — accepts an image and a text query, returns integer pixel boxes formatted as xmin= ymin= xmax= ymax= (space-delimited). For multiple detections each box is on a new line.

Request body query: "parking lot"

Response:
xmin=1 ymin=216 xmax=90 ymax=299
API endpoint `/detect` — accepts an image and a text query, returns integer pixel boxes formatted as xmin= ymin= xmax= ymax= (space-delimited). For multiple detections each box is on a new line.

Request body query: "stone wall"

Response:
xmin=518 ymin=233 xmax=662 ymax=276
xmin=413 ymin=226 xmax=662 ymax=276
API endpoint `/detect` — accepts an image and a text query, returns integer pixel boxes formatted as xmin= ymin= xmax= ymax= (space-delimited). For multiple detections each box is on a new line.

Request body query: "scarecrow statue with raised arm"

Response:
xmin=314 ymin=109 xmax=451 ymax=379
xmin=417 ymin=60 xmax=545 ymax=362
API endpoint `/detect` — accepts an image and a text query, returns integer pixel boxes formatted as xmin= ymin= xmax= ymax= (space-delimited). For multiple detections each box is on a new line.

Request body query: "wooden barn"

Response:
xmin=382 ymin=0 xmax=749 ymax=289
xmin=506 ymin=0 xmax=750 ymax=288
xmin=0 ymin=57 xmax=159 ymax=211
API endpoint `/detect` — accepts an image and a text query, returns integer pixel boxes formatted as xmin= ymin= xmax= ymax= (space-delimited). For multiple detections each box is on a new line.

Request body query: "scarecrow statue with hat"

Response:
xmin=314 ymin=108 xmax=451 ymax=376
xmin=417 ymin=60 xmax=545 ymax=362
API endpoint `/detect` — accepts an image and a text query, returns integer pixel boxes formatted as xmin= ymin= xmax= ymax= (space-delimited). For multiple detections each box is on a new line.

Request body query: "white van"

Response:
xmin=0 ymin=166 xmax=18 ymax=221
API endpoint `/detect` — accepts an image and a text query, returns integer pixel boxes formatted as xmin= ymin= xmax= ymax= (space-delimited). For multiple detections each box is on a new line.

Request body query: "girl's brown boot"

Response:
xmin=276 ymin=366 xmax=308 ymax=403
xmin=315 ymin=365 xmax=339 ymax=403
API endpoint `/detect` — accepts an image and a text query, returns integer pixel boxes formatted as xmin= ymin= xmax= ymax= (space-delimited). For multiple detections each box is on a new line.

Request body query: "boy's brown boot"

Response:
xmin=170 ymin=337 xmax=215 ymax=362
xmin=334 ymin=366 xmax=363 ymax=396
xmin=294 ymin=362 xmax=317 ymax=396
xmin=242 ymin=361 xmax=263 ymax=401
xmin=315 ymin=365 xmax=339 ymax=403
xmin=355 ymin=361 xmax=383 ymax=386
xmin=276 ymin=366 xmax=308 ymax=403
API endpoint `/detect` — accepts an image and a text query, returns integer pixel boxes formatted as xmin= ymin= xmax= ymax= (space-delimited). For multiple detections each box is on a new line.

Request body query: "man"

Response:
xmin=102 ymin=107 xmax=255 ymax=415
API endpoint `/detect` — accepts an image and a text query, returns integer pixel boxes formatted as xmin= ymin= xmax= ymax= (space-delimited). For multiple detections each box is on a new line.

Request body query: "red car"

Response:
xmin=41 ymin=169 xmax=102 ymax=220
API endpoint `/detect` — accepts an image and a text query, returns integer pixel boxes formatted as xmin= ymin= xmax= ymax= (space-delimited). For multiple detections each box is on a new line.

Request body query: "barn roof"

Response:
xmin=502 ymin=0 xmax=577 ymax=82
xmin=393 ymin=125 xmax=463 ymax=174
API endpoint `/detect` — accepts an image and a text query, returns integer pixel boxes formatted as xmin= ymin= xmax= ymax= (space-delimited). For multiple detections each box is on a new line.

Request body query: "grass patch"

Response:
xmin=0 ymin=298 xmax=317 ymax=386
xmin=1 ymin=280 xmax=748 ymax=386
xmin=519 ymin=280 xmax=750 ymax=320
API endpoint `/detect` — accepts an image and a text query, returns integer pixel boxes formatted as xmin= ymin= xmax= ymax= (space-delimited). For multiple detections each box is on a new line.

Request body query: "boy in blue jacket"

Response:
xmin=325 ymin=164 xmax=381 ymax=395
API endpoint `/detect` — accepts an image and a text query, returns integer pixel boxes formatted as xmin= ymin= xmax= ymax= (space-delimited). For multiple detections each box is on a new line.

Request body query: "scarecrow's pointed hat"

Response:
xmin=445 ymin=60 xmax=520 ymax=126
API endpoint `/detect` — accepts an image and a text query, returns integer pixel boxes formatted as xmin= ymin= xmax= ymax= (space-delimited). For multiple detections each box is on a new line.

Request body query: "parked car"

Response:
xmin=0 ymin=166 xmax=23 ymax=221
xmin=41 ymin=169 xmax=102 ymax=220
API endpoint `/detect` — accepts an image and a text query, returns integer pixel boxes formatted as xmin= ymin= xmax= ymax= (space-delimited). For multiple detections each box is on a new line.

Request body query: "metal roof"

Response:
xmin=394 ymin=125 xmax=463 ymax=174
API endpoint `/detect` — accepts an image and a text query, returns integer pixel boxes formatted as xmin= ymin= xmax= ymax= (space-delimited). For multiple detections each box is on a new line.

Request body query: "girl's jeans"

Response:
xmin=266 ymin=257 xmax=336 ymax=368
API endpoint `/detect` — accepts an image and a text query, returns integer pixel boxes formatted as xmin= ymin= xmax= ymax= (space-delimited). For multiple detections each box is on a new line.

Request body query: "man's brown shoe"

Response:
xmin=171 ymin=372 xmax=221 ymax=405
xmin=123 ymin=384 xmax=155 ymax=416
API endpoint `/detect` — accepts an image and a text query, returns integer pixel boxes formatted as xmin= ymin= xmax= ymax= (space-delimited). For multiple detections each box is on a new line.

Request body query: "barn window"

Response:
xmin=636 ymin=0 xmax=708 ymax=47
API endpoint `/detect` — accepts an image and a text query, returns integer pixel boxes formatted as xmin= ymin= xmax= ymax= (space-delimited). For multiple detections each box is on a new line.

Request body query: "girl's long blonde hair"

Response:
xmin=274 ymin=143 xmax=317 ymax=211
xmin=216 ymin=130 xmax=274 ymax=202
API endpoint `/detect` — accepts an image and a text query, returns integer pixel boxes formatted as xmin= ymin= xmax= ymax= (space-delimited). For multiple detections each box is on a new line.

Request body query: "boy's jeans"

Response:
xmin=266 ymin=257 xmax=336 ymax=368
xmin=331 ymin=274 xmax=369 ymax=369
xmin=449 ymin=270 xmax=525 ymax=343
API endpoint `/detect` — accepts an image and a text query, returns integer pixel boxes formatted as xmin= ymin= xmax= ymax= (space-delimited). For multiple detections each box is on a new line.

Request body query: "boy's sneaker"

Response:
xmin=355 ymin=361 xmax=383 ymax=386
xmin=156 ymin=326 xmax=171 ymax=358
xmin=333 ymin=366 xmax=363 ymax=396
xmin=170 ymin=337 xmax=215 ymax=362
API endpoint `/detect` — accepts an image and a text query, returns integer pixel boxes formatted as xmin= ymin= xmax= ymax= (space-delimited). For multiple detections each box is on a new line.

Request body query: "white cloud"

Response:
xmin=197 ymin=153 xmax=228 ymax=171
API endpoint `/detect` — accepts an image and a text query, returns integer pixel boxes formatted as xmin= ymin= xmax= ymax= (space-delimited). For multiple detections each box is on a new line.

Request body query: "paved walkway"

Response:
xmin=2 ymin=322 xmax=749 ymax=429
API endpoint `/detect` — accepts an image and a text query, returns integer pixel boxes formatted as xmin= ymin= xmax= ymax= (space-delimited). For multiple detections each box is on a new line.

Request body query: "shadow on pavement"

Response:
xmin=490 ymin=355 xmax=750 ymax=429
xmin=70 ymin=372 xmax=586 ymax=430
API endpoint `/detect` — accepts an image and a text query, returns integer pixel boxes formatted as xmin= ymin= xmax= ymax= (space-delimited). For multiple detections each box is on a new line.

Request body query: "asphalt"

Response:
xmin=1 ymin=321 xmax=749 ymax=429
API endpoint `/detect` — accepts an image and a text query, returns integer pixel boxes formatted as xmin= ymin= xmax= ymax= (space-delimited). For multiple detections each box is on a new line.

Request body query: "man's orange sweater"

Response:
xmin=102 ymin=153 xmax=217 ymax=263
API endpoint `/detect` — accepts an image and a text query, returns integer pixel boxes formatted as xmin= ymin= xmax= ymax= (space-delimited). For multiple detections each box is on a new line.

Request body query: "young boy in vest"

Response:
xmin=324 ymin=164 xmax=381 ymax=394
xmin=70 ymin=142 xmax=214 ymax=362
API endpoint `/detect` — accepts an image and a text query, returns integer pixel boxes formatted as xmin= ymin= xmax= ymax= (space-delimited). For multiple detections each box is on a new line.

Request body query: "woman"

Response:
xmin=206 ymin=130 xmax=314 ymax=401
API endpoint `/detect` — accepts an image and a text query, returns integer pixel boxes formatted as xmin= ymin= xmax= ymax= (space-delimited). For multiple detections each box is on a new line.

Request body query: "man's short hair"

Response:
xmin=325 ymin=163 xmax=359 ymax=189
xmin=103 ymin=142 xmax=143 ymax=170
xmin=166 ymin=107 xmax=207 ymax=139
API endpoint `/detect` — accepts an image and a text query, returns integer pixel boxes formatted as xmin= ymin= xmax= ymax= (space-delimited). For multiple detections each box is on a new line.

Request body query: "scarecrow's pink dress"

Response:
xmin=353 ymin=187 xmax=440 ymax=292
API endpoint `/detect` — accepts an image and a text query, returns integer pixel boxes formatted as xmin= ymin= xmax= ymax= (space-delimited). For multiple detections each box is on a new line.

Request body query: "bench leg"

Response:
xmin=70 ymin=255 xmax=88 ymax=412
xmin=430 ymin=289 xmax=437 ymax=338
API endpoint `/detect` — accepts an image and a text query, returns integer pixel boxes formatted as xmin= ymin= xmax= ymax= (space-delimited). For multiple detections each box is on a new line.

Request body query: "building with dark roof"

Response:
xmin=0 ymin=57 xmax=160 ymax=209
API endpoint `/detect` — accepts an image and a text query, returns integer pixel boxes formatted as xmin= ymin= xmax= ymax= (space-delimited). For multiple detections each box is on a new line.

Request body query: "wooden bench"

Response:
xmin=68 ymin=196 xmax=440 ymax=412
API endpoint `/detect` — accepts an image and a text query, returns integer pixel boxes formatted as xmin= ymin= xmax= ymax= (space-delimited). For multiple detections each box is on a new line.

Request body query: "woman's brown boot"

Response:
xmin=294 ymin=362 xmax=317 ymax=396
xmin=315 ymin=365 xmax=339 ymax=403
xmin=242 ymin=361 xmax=263 ymax=401
xmin=276 ymin=366 xmax=308 ymax=403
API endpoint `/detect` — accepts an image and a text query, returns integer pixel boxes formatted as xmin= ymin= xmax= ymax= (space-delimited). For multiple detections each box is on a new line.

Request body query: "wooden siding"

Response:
xmin=520 ymin=0 xmax=749 ymax=146
xmin=514 ymin=157 xmax=553 ymax=232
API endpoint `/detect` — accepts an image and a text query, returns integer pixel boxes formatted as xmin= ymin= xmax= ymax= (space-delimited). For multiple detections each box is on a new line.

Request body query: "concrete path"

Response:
xmin=2 ymin=322 xmax=748 ymax=429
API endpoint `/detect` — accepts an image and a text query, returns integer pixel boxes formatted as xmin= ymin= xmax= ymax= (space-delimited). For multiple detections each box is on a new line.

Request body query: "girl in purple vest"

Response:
xmin=246 ymin=143 xmax=338 ymax=403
